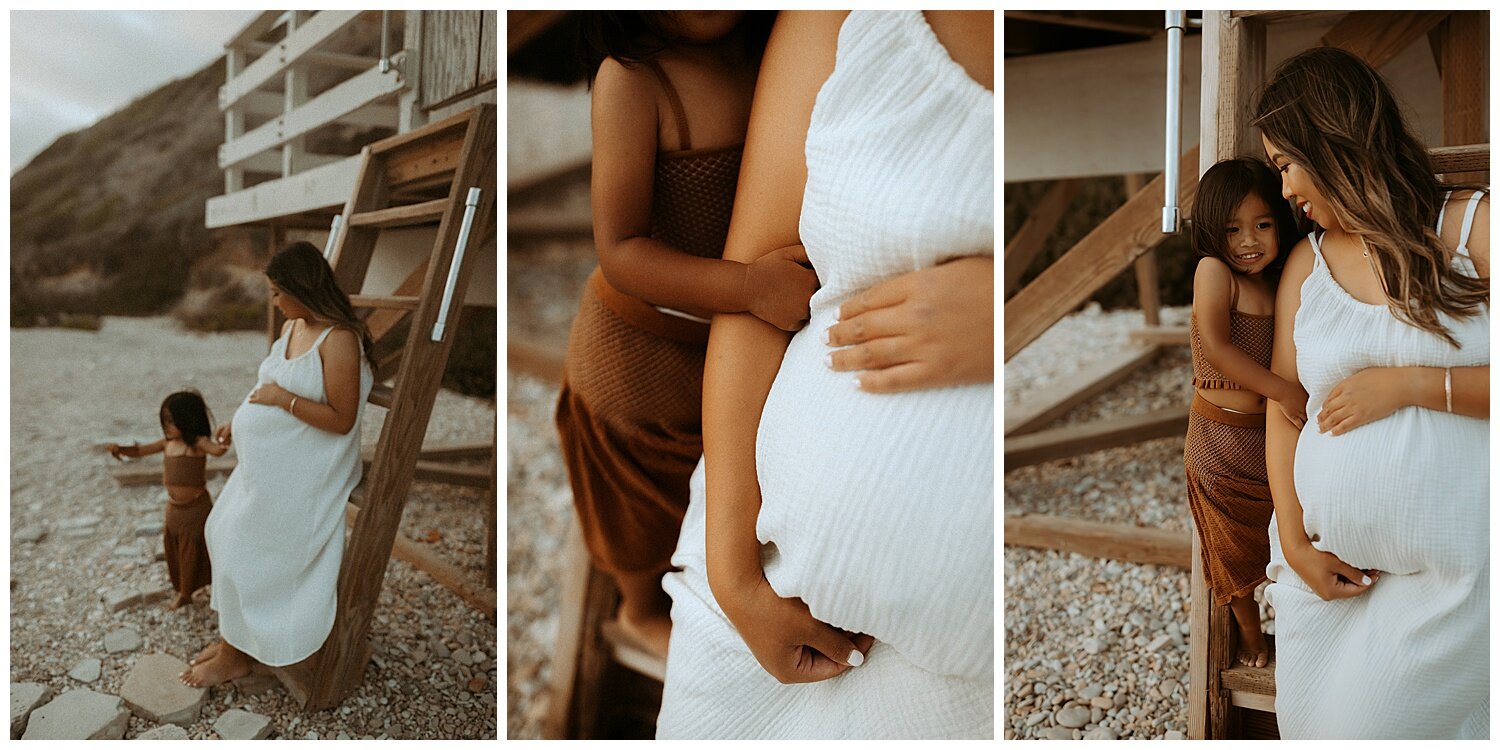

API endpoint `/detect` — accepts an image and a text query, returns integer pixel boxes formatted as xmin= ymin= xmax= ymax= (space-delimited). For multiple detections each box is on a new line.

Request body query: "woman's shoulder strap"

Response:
xmin=1457 ymin=188 xmax=1487 ymax=257
xmin=1306 ymin=229 xmax=1325 ymax=267
xmin=641 ymin=58 xmax=692 ymax=151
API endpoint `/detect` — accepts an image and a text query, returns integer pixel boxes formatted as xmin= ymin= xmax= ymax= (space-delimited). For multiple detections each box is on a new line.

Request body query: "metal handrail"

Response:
xmin=1163 ymin=11 xmax=1186 ymax=234
xmin=431 ymin=188 xmax=483 ymax=342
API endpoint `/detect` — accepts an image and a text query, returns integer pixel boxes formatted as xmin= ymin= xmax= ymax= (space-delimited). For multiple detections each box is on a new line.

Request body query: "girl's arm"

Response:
xmin=703 ymin=10 xmax=870 ymax=684
xmin=246 ymin=328 xmax=362 ymax=435
xmin=1194 ymin=257 xmax=1306 ymax=418
xmin=590 ymin=57 xmax=817 ymax=331
xmin=194 ymin=435 xmax=230 ymax=458
xmin=1267 ymin=239 xmax=1376 ymax=601
xmin=107 ymin=438 xmax=165 ymax=459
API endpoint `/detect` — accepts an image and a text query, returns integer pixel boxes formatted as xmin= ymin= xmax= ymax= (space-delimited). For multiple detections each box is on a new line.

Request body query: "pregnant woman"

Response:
xmin=657 ymin=11 xmax=993 ymax=738
xmin=1259 ymin=48 xmax=1489 ymax=738
xmin=181 ymin=241 xmax=374 ymax=687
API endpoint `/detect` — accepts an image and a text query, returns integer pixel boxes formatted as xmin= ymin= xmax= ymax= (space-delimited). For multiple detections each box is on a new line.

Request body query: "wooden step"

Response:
xmin=348 ymin=198 xmax=448 ymax=228
xmin=600 ymin=620 xmax=666 ymax=683
xmin=111 ymin=441 xmax=489 ymax=486
xmin=350 ymin=295 xmax=420 ymax=310
xmin=1430 ymin=143 xmax=1489 ymax=175
xmin=368 ymin=383 xmax=393 ymax=408
xmin=1221 ymin=633 xmax=1276 ymax=712
xmin=1129 ymin=326 xmax=1189 ymax=346
xmin=412 ymin=460 xmax=491 ymax=489
xmin=1004 ymin=406 xmax=1189 ymax=471
xmin=1005 ymin=512 xmax=1191 ymax=569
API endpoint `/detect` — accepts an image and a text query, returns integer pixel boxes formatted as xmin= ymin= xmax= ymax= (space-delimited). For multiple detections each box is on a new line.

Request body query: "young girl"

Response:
xmin=1256 ymin=46 xmax=1488 ymax=739
xmin=556 ymin=11 xmax=814 ymax=658
xmin=1184 ymin=158 xmax=1304 ymax=668
xmin=105 ymin=390 xmax=228 ymax=610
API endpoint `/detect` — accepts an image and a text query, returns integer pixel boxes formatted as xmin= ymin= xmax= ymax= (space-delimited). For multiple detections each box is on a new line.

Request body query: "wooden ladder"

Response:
xmin=272 ymin=104 xmax=497 ymax=710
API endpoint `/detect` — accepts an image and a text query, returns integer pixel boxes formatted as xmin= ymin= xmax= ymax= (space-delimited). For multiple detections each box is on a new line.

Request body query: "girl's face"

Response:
xmin=1224 ymin=191 xmax=1280 ymax=276
xmin=161 ymin=412 xmax=182 ymax=441
xmin=268 ymin=280 xmax=312 ymax=320
xmin=661 ymin=11 xmax=745 ymax=44
xmin=1262 ymin=132 xmax=1337 ymax=230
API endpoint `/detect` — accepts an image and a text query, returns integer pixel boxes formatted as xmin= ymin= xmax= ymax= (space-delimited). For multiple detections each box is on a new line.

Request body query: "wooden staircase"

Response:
xmin=272 ymin=104 xmax=497 ymax=710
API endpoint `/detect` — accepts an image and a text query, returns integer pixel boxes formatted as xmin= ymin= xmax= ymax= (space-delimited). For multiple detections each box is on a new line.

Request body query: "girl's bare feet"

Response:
xmin=615 ymin=608 xmax=672 ymax=660
xmin=179 ymin=639 xmax=250 ymax=687
xmin=1228 ymin=594 xmax=1269 ymax=668
xmin=167 ymin=593 xmax=191 ymax=611
xmin=612 ymin=568 xmax=673 ymax=659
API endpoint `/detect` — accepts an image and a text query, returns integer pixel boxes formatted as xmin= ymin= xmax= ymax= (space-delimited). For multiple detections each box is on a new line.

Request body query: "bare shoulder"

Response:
xmin=593 ymin=56 xmax=659 ymax=101
xmin=319 ymin=326 xmax=361 ymax=353
xmin=1192 ymin=256 xmax=1231 ymax=291
xmin=1282 ymin=236 xmax=1316 ymax=280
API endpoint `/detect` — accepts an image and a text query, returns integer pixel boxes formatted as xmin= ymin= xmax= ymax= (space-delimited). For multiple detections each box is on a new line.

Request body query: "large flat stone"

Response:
xmin=101 ymin=586 xmax=173 ymax=613
xmin=105 ymin=627 xmax=143 ymax=654
xmin=214 ymin=708 xmax=273 ymax=740
xmin=10 ymin=682 xmax=51 ymax=739
xmin=13 ymin=526 xmax=46 ymax=544
xmin=21 ymin=689 xmax=129 ymax=739
xmin=136 ymin=723 xmax=190 ymax=740
xmin=230 ymin=672 xmax=283 ymax=697
xmin=120 ymin=654 xmax=206 ymax=726
xmin=68 ymin=657 xmax=102 ymax=683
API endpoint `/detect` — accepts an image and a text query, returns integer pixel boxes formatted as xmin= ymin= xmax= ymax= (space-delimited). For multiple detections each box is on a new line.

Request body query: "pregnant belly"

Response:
xmin=1293 ymin=408 xmax=1486 ymax=576
xmin=753 ymin=315 xmax=994 ymax=677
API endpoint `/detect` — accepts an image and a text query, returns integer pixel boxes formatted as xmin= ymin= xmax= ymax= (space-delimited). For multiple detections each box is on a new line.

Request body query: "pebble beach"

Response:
xmin=10 ymin=317 xmax=497 ymax=739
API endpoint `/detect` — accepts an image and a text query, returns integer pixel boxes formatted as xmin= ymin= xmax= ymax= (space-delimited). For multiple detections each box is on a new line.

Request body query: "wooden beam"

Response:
xmin=1004 ymin=179 xmax=1081 ymax=296
xmin=245 ymin=41 xmax=381 ymax=71
xmin=206 ymin=155 xmax=361 ymax=229
xmin=1004 ymin=513 xmax=1191 ymax=569
xmin=344 ymin=504 xmax=495 ymax=619
xmin=1126 ymin=173 xmax=1162 ymax=326
xmin=1228 ymin=11 xmax=1346 ymax=25
xmin=1005 ymin=344 xmax=1160 ymax=436
xmin=235 ymin=90 xmax=399 ymax=130
xmin=1206 ymin=11 xmax=1266 ymax=164
xmin=1320 ymin=11 xmax=1450 ymax=70
xmin=508 ymin=208 xmax=593 ymax=237
xmin=1004 ymin=406 xmax=1188 ymax=471
xmin=1129 ymin=325 xmax=1189 ymax=346
xmin=226 ymin=11 xmax=285 ymax=50
xmin=1439 ymin=12 xmax=1488 ymax=183
xmin=1222 ymin=661 xmax=1276 ymax=699
xmin=1003 ymin=11 xmax=1159 ymax=38
xmin=1430 ymin=143 xmax=1490 ymax=175
xmin=220 ymin=10 xmax=364 ymax=109
xmin=112 ymin=442 xmax=501 ymax=487
xmin=1005 ymin=146 xmax=1199 ymax=362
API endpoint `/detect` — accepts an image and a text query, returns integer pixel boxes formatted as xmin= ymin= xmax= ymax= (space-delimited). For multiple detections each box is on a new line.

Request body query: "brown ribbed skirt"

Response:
xmin=554 ymin=271 xmax=710 ymax=574
xmin=1183 ymin=394 xmax=1274 ymax=606
xmin=164 ymin=490 xmax=213 ymax=598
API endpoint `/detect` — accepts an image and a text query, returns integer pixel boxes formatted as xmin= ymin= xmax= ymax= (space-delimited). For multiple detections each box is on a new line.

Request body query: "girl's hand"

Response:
xmin=1278 ymin=382 xmax=1310 ymax=430
xmin=744 ymin=244 xmax=819 ymax=332
xmin=719 ymin=575 xmax=874 ymax=684
xmin=1317 ymin=367 xmax=1405 ymax=435
xmin=214 ymin=423 xmax=233 ymax=447
xmin=825 ymin=256 xmax=993 ymax=392
xmin=1285 ymin=541 xmax=1380 ymax=602
xmin=104 ymin=443 xmax=125 ymax=460
xmin=248 ymin=382 xmax=291 ymax=409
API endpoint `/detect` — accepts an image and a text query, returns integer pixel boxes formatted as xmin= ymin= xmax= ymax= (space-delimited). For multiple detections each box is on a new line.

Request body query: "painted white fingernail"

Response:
xmin=834 ymin=307 xmax=843 ymax=322
xmin=847 ymin=649 xmax=864 ymax=667
xmin=1361 ymin=575 xmax=1371 ymax=586
xmin=824 ymin=353 xmax=835 ymax=370
xmin=851 ymin=376 xmax=863 ymax=391
xmin=821 ymin=327 xmax=832 ymax=345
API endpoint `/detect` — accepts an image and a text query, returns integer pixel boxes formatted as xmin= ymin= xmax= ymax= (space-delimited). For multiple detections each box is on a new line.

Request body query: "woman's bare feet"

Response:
xmin=179 ymin=639 xmax=250 ymax=687
xmin=1228 ymin=594 xmax=1269 ymax=668
xmin=188 ymin=641 xmax=219 ymax=666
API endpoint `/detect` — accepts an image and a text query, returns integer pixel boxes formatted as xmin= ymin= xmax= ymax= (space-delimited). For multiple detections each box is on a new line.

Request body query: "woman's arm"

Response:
xmin=1194 ymin=258 xmax=1306 ymax=419
xmin=590 ymin=58 xmax=817 ymax=330
xmin=1267 ymin=240 xmax=1376 ymax=600
xmin=702 ymin=10 xmax=870 ymax=683
xmin=247 ymin=328 xmax=362 ymax=435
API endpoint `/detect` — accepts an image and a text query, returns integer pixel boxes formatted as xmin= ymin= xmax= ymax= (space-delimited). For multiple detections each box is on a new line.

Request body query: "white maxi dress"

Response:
xmin=205 ymin=324 xmax=373 ymax=667
xmin=1266 ymin=191 xmax=1489 ymax=739
xmin=657 ymin=11 xmax=994 ymax=739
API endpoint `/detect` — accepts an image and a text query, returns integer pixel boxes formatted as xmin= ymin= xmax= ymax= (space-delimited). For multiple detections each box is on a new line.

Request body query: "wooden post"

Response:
xmin=266 ymin=222 xmax=286 ymax=350
xmin=400 ymin=11 xmax=429 ymax=132
xmin=1125 ymin=173 xmax=1161 ymax=326
xmin=283 ymin=11 xmax=312 ymax=177
xmin=1004 ymin=179 xmax=1081 ymax=296
xmin=485 ymin=417 xmax=497 ymax=590
xmin=225 ymin=47 xmax=246 ymax=194
xmin=1438 ymin=11 xmax=1488 ymax=184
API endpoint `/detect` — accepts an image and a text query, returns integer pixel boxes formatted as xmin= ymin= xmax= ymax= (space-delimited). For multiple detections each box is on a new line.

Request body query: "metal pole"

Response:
xmin=1163 ymin=11 xmax=1186 ymax=234
xmin=323 ymin=214 xmax=342 ymax=259
xmin=380 ymin=11 xmax=391 ymax=73
xmin=431 ymin=188 xmax=482 ymax=342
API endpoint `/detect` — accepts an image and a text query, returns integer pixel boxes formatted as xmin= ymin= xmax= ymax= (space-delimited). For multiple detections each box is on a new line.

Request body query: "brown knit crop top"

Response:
xmin=163 ymin=454 xmax=206 ymax=487
xmin=1190 ymin=276 xmax=1275 ymax=390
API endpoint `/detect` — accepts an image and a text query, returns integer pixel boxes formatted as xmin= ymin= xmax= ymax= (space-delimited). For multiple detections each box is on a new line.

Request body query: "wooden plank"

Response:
xmin=220 ymin=55 xmax=407 ymax=170
xmin=1129 ymin=326 xmax=1189 ymax=346
xmin=1430 ymin=143 xmax=1490 ymax=175
xmin=601 ymin=621 xmax=667 ymax=682
xmin=413 ymin=460 xmax=490 ymax=489
xmin=1003 ymin=10 xmax=1158 ymax=37
xmin=416 ymin=442 xmax=493 ymax=461
xmin=371 ymin=104 xmax=475 ymax=155
xmin=225 ymin=10 xmax=285 ymax=50
xmin=365 ymin=260 xmax=430 ymax=344
xmin=349 ymin=198 xmax=447 ymax=228
xmin=1213 ymin=11 xmax=1266 ymax=163
xmin=1004 ymin=407 xmax=1188 ymax=470
xmin=220 ymin=10 xmax=364 ymax=109
xmin=206 ymin=155 xmax=361 ymax=229
xmin=1004 ymin=147 xmax=1199 ymax=361
xmin=1126 ymin=174 xmax=1162 ymax=326
xmin=283 ymin=11 xmax=314 ymax=178
xmin=238 ymin=150 xmax=345 ymax=175
xmin=1003 ymin=179 xmax=1080 ymax=295
xmin=245 ymin=42 xmax=381 ymax=71
xmin=478 ymin=10 xmax=497 ymax=86
xmin=1188 ymin=529 xmax=1210 ymax=739
xmin=1222 ymin=662 xmax=1277 ymax=696
xmin=1241 ymin=707 xmax=1280 ymax=739
xmin=112 ymin=442 xmax=499 ymax=487
xmin=1228 ymin=11 xmax=1346 ymax=24
xmin=484 ymin=422 xmax=497 ymax=590
xmin=351 ymin=294 xmax=419 ymax=310
xmin=509 ymin=335 xmax=566 ymax=383
xmin=224 ymin=48 xmax=247 ymax=194
xmin=236 ymin=90 xmax=399 ymax=130
xmin=344 ymin=504 xmax=495 ymax=619
xmin=544 ymin=519 xmax=618 ymax=739
xmin=1439 ymin=12 xmax=1488 ymax=183
xmin=508 ymin=208 xmax=593 ymax=237
xmin=422 ymin=11 xmax=483 ymax=108
xmin=1229 ymin=691 xmax=1276 ymax=713
xmin=384 ymin=128 xmax=466 ymax=189
xmin=1320 ymin=11 xmax=1449 ymax=70
xmin=1005 ymin=344 xmax=1160 ymax=436
xmin=1004 ymin=513 xmax=1191 ymax=569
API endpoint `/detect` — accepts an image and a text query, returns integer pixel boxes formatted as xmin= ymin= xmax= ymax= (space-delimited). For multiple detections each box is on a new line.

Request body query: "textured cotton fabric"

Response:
xmin=1183 ymin=394 xmax=1273 ymax=606
xmin=205 ymin=324 xmax=372 ymax=666
xmin=658 ymin=11 xmax=994 ymax=739
xmin=1266 ymin=192 xmax=1489 ymax=739
xmin=554 ymin=58 xmax=741 ymax=575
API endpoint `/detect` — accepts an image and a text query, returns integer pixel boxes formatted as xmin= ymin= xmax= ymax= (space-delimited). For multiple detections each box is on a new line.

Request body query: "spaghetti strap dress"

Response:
xmin=553 ymin=58 xmax=742 ymax=576
xmin=1266 ymin=190 xmax=1488 ymax=738
xmin=204 ymin=323 xmax=373 ymax=666
xmin=163 ymin=454 xmax=213 ymax=600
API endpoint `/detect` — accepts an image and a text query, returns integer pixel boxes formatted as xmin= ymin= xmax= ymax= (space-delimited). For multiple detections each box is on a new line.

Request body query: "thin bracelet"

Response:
xmin=290 ymin=396 xmax=299 ymax=417
xmin=1444 ymin=368 xmax=1452 ymax=413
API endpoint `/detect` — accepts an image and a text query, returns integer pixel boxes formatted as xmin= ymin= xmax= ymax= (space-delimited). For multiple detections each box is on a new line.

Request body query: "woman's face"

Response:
xmin=661 ymin=11 xmax=744 ymax=43
xmin=1262 ymin=133 xmax=1338 ymax=230
xmin=1225 ymin=192 xmax=1280 ymax=276
xmin=267 ymin=280 xmax=312 ymax=320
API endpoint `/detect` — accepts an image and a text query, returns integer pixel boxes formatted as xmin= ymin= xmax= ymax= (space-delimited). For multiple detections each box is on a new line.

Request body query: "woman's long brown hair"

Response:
xmin=1252 ymin=46 xmax=1487 ymax=347
xmin=265 ymin=241 xmax=375 ymax=368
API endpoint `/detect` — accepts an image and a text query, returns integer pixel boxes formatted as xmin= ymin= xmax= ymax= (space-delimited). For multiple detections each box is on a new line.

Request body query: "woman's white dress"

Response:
xmin=657 ymin=11 xmax=994 ymax=739
xmin=205 ymin=324 xmax=373 ymax=667
xmin=1266 ymin=192 xmax=1489 ymax=739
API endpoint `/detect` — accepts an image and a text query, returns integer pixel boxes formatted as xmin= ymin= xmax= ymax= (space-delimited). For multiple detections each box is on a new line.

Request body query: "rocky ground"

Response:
xmin=1004 ymin=303 xmax=1272 ymax=741
xmin=10 ymin=317 xmax=497 ymax=739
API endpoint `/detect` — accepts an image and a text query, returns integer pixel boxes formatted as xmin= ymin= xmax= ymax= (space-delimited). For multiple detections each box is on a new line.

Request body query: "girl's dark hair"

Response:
xmin=265 ymin=241 xmax=375 ymax=368
xmin=1190 ymin=157 xmax=1299 ymax=283
xmin=577 ymin=11 xmax=777 ymax=87
xmin=161 ymin=390 xmax=213 ymax=447
xmin=1253 ymin=46 xmax=1487 ymax=347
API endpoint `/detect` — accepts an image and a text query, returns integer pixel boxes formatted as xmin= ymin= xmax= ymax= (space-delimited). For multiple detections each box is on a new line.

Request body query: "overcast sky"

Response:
xmin=11 ymin=10 xmax=261 ymax=174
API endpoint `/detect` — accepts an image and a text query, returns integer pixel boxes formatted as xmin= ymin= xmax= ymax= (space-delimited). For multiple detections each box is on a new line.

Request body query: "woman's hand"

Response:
xmin=825 ymin=255 xmax=993 ymax=392
xmin=248 ymin=382 xmax=292 ymax=410
xmin=1284 ymin=540 xmax=1380 ymax=601
xmin=743 ymin=244 xmax=819 ymax=332
xmin=1317 ymin=367 xmax=1407 ymax=435
xmin=214 ymin=423 xmax=233 ymax=447
xmin=719 ymin=575 xmax=874 ymax=684
xmin=1277 ymin=381 xmax=1310 ymax=430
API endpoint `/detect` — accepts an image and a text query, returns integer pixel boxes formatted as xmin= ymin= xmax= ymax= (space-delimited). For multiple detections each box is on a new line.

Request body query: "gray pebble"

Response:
xmin=1055 ymin=705 xmax=1090 ymax=729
